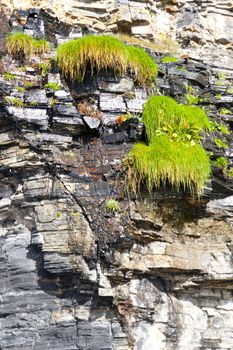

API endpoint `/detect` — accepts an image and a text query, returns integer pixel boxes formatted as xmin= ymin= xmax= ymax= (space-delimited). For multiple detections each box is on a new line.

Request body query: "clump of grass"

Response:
xmin=219 ymin=108 xmax=231 ymax=115
xmin=125 ymin=136 xmax=210 ymax=196
xmin=49 ymin=98 xmax=58 ymax=107
xmin=6 ymin=32 xmax=50 ymax=60
xmin=214 ymin=156 xmax=228 ymax=173
xmin=162 ymin=56 xmax=178 ymax=63
xmin=56 ymin=35 xmax=158 ymax=86
xmin=38 ymin=62 xmax=50 ymax=77
xmin=184 ymin=94 xmax=199 ymax=105
xmin=125 ymin=95 xmax=211 ymax=197
xmin=106 ymin=199 xmax=120 ymax=213
xmin=4 ymin=72 xmax=17 ymax=80
xmin=228 ymin=167 xmax=233 ymax=178
xmin=214 ymin=138 xmax=228 ymax=149
xmin=15 ymin=86 xmax=25 ymax=92
xmin=142 ymin=96 xmax=210 ymax=143
xmin=4 ymin=96 xmax=24 ymax=107
xmin=44 ymin=82 xmax=61 ymax=91
xmin=25 ymin=81 xmax=34 ymax=88
xmin=210 ymin=121 xmax=230 ymax=135
xmin=126 ymin=45 xmax=158 ymax=86
xmin=29 ymin=100 xmax=38 ymax=107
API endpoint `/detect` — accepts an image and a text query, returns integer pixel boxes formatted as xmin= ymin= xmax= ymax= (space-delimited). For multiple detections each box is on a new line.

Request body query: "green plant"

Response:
xmin=162 ymin=56 xmax=178 ymax=63
xmin=15 ymin=86 xmax=26 ymax=92
xmin=228 ymin=167 xmax=233 ymax=178
xmin=184 ymin=94 xmax=199 ymax=105
xmin=18 ymin=66 xmax=27 ymax=72
xmin=106 ymin=199 xmax=120 ymax=213
xmin=44 ymin=82 xmax=61 ymax=91
xmin=185 ymin=85 xmax=194 ymax=94
xmin=29 ymin=100 xmax=38 ymax=107
xmin=214 ymin=156 xmax=228 ymax=173
xmin=4 ymin=72 xmax=17 ymax=80
xmin=56 ymin=211 xmax=62 ymax=219
xmin=177 ymin=66 xmax=187 ymax=71
xmin=33 ymin=39 xmax=50 ymax=55
xmin=125 ymin=95 xmax=211 ymax=196
xmin=217 ymin=72 xmax=225 ymax=80
xmin=214 ymin=138 xmax=228 ymax=149
xmin=49 ymin=98 xmax=58 ymax=107
xmin=210 ymin=121 xmax=230 ymax=135
xmin=39 ymin=62 xmax=49 ymax=77
xmin=215 ymin=94 xmax=222 ymax=99
xmin=227 ymin=87 xmax=233 ymax=94
xmin=219 ymin=108 xmax=231 ymax=115
xmin=6 ymin=32 xmax=50 ymax=60
xmin=56 ymin=35 xmax=158 ymax=86
xmin=25 ymin=82 xmax=34 ymax=88
xmin=215 ymin=80 xmax=225 ymax=86
xmin=4 ymin=96 xmax=24 ymax=107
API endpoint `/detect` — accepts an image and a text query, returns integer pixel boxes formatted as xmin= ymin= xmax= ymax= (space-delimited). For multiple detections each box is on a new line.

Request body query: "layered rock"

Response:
xmin=0 ymin=8 xmax=233 ymax=350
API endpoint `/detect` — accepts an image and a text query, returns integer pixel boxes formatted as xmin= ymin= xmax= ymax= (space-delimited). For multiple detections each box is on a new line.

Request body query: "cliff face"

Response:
xmin=0 ymin=5 xmax=233 ymax=350
xmin=2 ymin=0 xmax=233 ymax=56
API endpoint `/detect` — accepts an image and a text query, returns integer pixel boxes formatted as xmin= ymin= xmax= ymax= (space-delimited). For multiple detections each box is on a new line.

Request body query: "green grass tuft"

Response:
xmin=142 ymin=96 xmax=210 ymax=143
xmin=6 ymin=32 xmax=50 ymax=60
xmin=126 ymin=136 xmax=210 ymax=196
xmin=56 ymin=35 xmax=158 ymax=86
xmin=106 ymin=199 xmax=120 ymax=213
xmin=126 ymin=46 xmax=158 ymax=86
xmin=125 ymin=95 xmax=211 ymax=197
xmin=44 ymin=82 xmax=61 ymax=91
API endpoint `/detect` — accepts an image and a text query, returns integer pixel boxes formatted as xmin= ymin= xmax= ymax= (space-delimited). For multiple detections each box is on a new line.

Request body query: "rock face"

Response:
xmin=0 ymin=7 xmax=233 ymax=350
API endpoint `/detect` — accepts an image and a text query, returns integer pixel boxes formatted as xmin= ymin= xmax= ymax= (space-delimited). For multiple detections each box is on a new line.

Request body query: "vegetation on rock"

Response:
xmin=106 ymin=199 xmax=120 ymax=213
xmin=44 ymin=82 xmax=61 ymax=91
xmin=6 ymin=32 xmax=50 ymax=60
xmin=125 ymin=96 xmax=211 ymax=196
xmin=56 ymin=35 xmax=158 ymax=86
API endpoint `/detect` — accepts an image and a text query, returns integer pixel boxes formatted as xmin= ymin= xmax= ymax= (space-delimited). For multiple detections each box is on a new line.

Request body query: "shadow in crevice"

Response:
xmin=27 ymin=243 xmax=80 ymax=299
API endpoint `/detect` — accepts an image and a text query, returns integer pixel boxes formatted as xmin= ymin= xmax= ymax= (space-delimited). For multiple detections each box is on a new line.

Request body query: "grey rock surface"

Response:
xmin=0 ymin=7 xmax=233 ymax=350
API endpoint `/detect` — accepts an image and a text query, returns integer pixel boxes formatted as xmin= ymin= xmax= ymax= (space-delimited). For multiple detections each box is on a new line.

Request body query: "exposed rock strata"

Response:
xmin=0 ymin=8 xmax=233 ymax=350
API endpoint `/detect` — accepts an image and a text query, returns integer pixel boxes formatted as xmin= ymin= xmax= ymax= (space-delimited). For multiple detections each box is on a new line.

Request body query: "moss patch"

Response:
xmin=125 ymin=96 xmax=211 ymax=197
xmin=56 ymin=35 xmax=158 ymax=86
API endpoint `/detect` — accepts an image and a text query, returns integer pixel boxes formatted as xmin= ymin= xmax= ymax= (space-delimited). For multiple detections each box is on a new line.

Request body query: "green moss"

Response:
xmin=56 ymin=35 xmax=158 ymax=86
xmin=125 ymin=96 xmax=211 ymax=197
xmin=6 ymin=32 xmax=50 ymax=60
xmin=162 ymin=56 xmax=178 ymax=63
